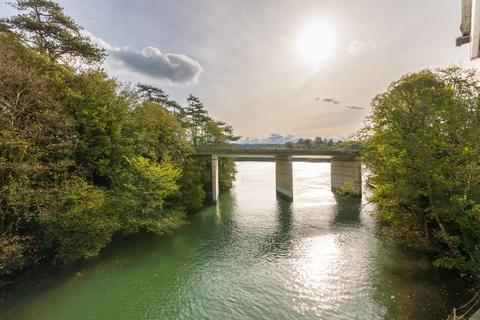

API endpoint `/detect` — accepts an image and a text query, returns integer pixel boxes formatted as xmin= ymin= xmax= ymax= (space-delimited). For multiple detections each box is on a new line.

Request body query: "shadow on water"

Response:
xmin=331 ymin=194 xmax=362 ymax=227
xmin=195 ymin=191 xmax=240 ymax=256
xmin=371 ymin=240 xmax=478 ymax=320
xmin=0 ymin=192 xmax=241 ymax=319
xmin=257 ymin=198 xmax=294 ymax=260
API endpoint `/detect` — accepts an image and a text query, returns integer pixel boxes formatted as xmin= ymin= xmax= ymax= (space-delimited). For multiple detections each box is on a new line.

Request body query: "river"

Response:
xmin=0 ymin=162 xmax=474 ymax=319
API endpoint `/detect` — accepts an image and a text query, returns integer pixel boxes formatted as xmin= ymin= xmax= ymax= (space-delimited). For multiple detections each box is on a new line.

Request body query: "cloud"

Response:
xmin=238 ymin=134 xmax=297 ymax=144
xmin=347 ymin=39 xmax=370 ymax=56
xmin=321 ymin=98 xmax=341 ymax=105
xmin=86 ymin=32 xmax=203 ymax=85
xmin=345 ymin=105 xmax=366 ymax=110
xmin=315 ymin=95 xmax=366 ymax=110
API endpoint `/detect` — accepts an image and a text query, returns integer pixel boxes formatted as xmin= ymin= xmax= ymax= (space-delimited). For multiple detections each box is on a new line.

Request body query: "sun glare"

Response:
xmin=298 ymin=24 xmax=335 ymax=66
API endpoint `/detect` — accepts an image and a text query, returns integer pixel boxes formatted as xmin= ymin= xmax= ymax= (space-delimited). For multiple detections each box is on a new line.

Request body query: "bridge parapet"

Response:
xmin=195 ymin=147 xmax=360 ymax=159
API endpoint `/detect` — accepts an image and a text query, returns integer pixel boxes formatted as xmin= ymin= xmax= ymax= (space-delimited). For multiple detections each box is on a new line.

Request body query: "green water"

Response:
xmin=0 ymin=162 xmax=474 ymax=319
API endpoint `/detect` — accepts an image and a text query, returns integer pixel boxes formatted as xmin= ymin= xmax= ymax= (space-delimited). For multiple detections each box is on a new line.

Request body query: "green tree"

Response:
xmin=127 ymin=100 xmax=206 ymax=212
xmin=284 ymin=141 xmax=295 ymax=149
xmin=215 ymin=121 xmax=241 ymax=142
xmin=130 ymin=101 xmax=192 ymax=165
xmin=166 ymin=100 xmax=184 ymax=117
xmin=0 ymin=33 xmax=77 ymax=272
xmin=185 ymin=95 xmax=209 ymax=148
xmin=62 ymin=70 xmax=130 ymax=186
xmin=362 ymin=68 xmax=480 ymax=271
xmin=1 ymin=0 xmax=105 ymax=64
xmin=38 ymin=177 xmax=119 ymax=263
xmin=136 ymin=83 xmax=169 ymax=104
xmin=109 ymin=156 xmax=186 ymax=235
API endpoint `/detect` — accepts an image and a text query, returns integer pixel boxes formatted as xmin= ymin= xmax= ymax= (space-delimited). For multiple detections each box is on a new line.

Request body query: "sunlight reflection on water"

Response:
xmin=0 ymin=161 xmax=473 ymax=320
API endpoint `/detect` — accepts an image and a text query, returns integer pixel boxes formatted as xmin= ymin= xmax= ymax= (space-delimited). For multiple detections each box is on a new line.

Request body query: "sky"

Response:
xmin=1 ymin=0 xmax=478 ymax=142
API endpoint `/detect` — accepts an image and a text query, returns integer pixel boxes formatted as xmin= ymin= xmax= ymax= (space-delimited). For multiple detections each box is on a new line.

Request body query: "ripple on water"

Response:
xmin=0 ymin=162 xmax=474 ymax=320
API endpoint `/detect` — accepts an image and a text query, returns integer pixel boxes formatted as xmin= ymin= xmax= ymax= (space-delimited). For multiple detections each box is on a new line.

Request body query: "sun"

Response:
xmin=297 ymin=24 xmax=335 ymax=66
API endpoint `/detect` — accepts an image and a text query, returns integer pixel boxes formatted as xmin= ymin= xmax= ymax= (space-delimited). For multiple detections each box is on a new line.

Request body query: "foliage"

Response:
xmin=283 ymin=137 xmax=335 ymax=150
xmin=219 ymin=158 xmax=236 ymax=192
xmin=277 ymin=136 xmax=362 ymax=152
xmin=184 ymin=94 xmax=209 ymax=148
xmin=334 ymin=182 xmax=359 ymax=197
xmin=62 ymin=70 xmax=130 ymax=186
xmin=362 ymin=68 xmax=480 ymax=271
xmin=109 ymin=156 xmax=184 ymax=234
xmin=0 ymin=0 xmax=105 ymax=64
xmin=136 ymin=83 xmax=169 ymax=104
xmin=130 ymin=101 xmax=192 ymax=166
xmin=38 ymin=177 xmax=118 ymax=263
xmin=176 ymin=159 xmax=206 ymax=213
xmin=0 ymin=1 xmax=239 ymax=278
xmin=0 ymin=235 xmax=32 ymax=276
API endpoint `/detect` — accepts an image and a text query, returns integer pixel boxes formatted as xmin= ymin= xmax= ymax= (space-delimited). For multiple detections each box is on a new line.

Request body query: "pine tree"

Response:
xmin=185 ymin=95 xmax=209 ymax=148
xmin=136 ymin=83 xmax=169 ymax=105
xmin=1 ymin=0 xmax=105 ymax=64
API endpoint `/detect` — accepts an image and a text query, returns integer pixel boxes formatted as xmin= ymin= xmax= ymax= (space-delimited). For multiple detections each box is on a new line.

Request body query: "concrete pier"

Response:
xmin=275 ymin=155 xmax=293 ymax=200
xmin=331 ymin=159 xmax=362 ymax=196
xmin=212 ymin=155 xmax=219 ymax=202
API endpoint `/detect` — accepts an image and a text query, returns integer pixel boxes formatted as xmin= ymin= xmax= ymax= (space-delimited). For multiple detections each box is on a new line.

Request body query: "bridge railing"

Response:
xmin=195 ymin=145 xmax=360 ymax=158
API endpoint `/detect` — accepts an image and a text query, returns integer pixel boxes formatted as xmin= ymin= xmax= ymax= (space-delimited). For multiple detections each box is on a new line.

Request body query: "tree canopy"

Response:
xmin=362 ymin=68 xmax=480 ymax=271
xmin=0 ymin=0 xmax=105 ymax=64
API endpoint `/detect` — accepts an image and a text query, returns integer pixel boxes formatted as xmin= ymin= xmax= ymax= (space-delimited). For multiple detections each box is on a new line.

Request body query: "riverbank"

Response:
xmin=0 ymin=162 xmax=475 ymax=319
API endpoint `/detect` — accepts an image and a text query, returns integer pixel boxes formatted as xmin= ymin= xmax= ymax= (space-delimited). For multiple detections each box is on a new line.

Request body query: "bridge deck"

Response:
xmin=195 ymin=147 xmax=360 ymax=159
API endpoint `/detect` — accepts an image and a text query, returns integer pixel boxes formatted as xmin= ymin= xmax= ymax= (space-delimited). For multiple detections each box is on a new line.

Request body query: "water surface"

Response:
xmin=0 ymin=162 xmax=472 ymax=319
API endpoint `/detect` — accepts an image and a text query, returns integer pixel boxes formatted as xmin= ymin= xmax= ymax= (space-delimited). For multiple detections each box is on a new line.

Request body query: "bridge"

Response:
xmin=195 ymin=147 xmax=362 ymax=202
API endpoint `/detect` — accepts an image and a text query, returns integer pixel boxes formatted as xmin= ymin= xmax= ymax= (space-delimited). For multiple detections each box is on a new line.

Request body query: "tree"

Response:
xmin=166 ymin=100 xmax=184 ymax=117
xmin=136 ymin=83 xmax=169 ymax=104
xmin=63 ymin=70 xmax=130 ymax=187
xmin=284 ymin=141 xmax=294 ymax=149
xmin=109 ymin=156 xmax=186 ymax=235
xmin=304 ymin=138 xmax=313 ymax=149
xmin=362 ymin=68 xmax=480 ymax=271
xmin=0 ymin=33 xmax=78 ymax=273
xmin=130 ymin=101 xmax=192 ymax=166
xmin=38 ymin=177 xmax=119 ymax=263
xmin=184 ymin=95 xmax=209 ymax=148
xmin=215 ymin=121 xmax=241 ymax=142
xmin=1 ymin=0 xmax=105 ymax=64
xmin=314 ymin=137 xmax=324 ymax=148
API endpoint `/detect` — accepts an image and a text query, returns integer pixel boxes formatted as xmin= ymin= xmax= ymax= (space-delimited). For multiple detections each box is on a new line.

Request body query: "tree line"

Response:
xmin=0 ymin=0 xmax=238 ymax=277
xmin=282 ymin=137 xmax=362 ymax=151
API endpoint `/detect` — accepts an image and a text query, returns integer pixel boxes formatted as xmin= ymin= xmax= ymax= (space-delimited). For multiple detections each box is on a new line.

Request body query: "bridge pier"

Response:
xmin=275 ymin=155 xmax=293 ymax=200
xmin=331 ymin=159 xmax=362 ymax=196
xmin=212 ymin=155 xmax=219 ymax=202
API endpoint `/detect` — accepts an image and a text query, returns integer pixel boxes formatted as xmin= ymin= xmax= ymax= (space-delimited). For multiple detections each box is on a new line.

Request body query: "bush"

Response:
xmin=0 ymin=235 xmax=31 ymax=276
xmin=109 ymin=156 xmax=186 ymax=234
xmin=38 ymin=177 xmax=119 ymax=263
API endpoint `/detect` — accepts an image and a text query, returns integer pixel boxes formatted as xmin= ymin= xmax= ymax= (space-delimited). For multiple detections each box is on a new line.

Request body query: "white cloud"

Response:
xmin=85 ymin=32 xmax=203 ymax=85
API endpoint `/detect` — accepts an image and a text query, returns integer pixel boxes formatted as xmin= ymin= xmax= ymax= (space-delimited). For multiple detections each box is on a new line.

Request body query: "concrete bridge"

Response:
xmin=195 ymin=147 xmax=362 ymax=202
